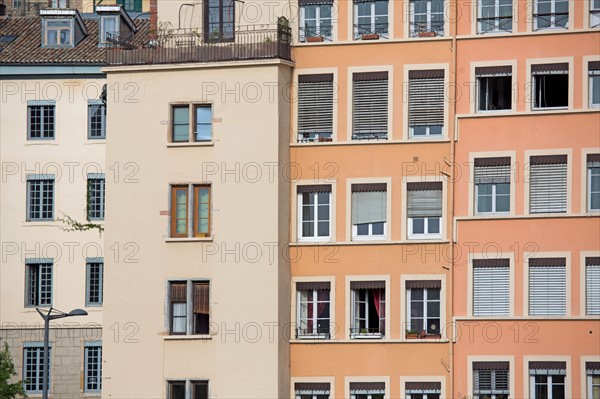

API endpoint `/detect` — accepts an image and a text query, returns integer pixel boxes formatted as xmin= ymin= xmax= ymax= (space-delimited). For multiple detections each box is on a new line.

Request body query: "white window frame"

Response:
xmin=352 ymin=221 xmax=387 ymax=241
xmin=532 ymin=72 xmax=569 ymax=111
xmin=410 ymin=0 xmax=445 ymax=37
xmin=298 ymin=190 xmax=331 ymax=242
xmin=529 ymin=374 xmax=566 ymax=399
xmin=408 ymin=216 xmax=441 ymax=239
xmin=300 ymin=4 xmax=333 ymax=42
xmin=354 ymin=0 xmax=388 ymax=39
xmin=350 ymin=394 xmax=385 ymax=399
xmin=168 ymin=380 xmax=209 ymax=399
xmin=588 ymin=374 xmax=600 ymax=399
xmin=590 ymin=72 xmax=600 ymax=108
xmin=296 ymin=288 xmax=331 ymax=339
xmin=533 ymin=0 xmax=569 ymax=30
xmin=351 ymin=287 xmax=385 ymax=339
xmin=478 ymin=0 xmax=512 ymax=33
xmin=43 ymin=18 xmax=73 ymax=47
xmin=475 ymin=182 xmax=510 ymax=214
xmin=591 ymin=0 xmax=600 ymax=28
xmin=589 ymin=165 xmax=600 ymax=211
xmin=100 ymin=15 xmax=119 ymax=45
xmin=406 ymin=286 xmax=441 ymax=335
xmin=476 ymin=74 xmax=513 ymax=112
xmin=406 ymin=394 xmax=440 ymax=399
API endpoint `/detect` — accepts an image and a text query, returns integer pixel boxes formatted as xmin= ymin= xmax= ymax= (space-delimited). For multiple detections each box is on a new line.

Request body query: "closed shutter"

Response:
xmin=351 ymin=183 xmax=387 ymax=225
xmin=474 ymin=157 xmax=511 ymax=183
xmin=407 ymin=182 xmax=443 ymax=217
xmin=473 ymin=259 xmax=510 ymax=316
xmin=529 ymin=155 xmax=567 ymax=213
xmin=529 ymin=258 xmax=566 ymax=316
xmin=408 ymin=70 xmax=444 ymax=127
xmin=352 ymin=72 xmax=388 ymax=139
xmin=298 ymin=74 xmax=334 ymax=137
xmin=193 ymin=282 xmax=209 ymax=316
xmin=586 ymin=257 xmax=600 ymax=315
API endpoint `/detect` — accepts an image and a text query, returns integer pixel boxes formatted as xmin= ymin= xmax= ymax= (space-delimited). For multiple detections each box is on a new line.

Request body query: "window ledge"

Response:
xmin=24 ymin=141 xmax=59 ymax=146
xmin=167 ymin=142 xmax=214 ymax=148
xmin=22 ymin=221 xmax=58 ymax=227
xmin=297 ymin=238 xmax=332 ymax=244
xmin=164 ymin=237 xmax=213 ymax=243
xmin=351 ymin=236 xmax=387 ymax=242
xmin=85 ymin=140 xmax=106 ymax=145
xmin=290 ymin=138 xmax=451 ymax=147
xmin=532 ymin=106 xmax=569 ymax=112
xmin=289 ymin=239 xmax=450 ymax=246
xmin=164 ymin=334 xmax=212 ymax=341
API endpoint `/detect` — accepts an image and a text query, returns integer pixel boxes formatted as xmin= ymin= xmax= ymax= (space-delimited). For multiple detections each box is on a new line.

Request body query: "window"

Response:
xmin=589 ymin=154 xmax=600 ymax=211
xmin=23 ymin=343 xmax=50 ymax=394
xmin=350 ymin=281 xmax=385 ymax=338
xmin=586 ymin=257 xmax=600 ymax=315
xmin=172 ymin=104 xmax=213 ymax=142
xmin=352 ymin=72 xmax=388 ymax=140
xmin=406 ymin=281 xmax=441 ymax=336
xmin=407 ymin=182 xmax=442 ymax=239
xmin=410 ymin=0 xmax=445 ymax=37
xmin=478 ymin=0 xmax=512 ymax=33
xmin=51 ymin=0 xmax=68 ymax=7
xmin=27 ymin=175 xmax=55 ymax=221
xmin=529 ymin=362 xmax=566 ymax=399
xmin=86 ymin=258 xmax=104 ymax=306
xmin=100 ymin=15 xmax=118 ymax=44
xmin=473 ymin=259 xmax=510 ymax=316
xmin=117 ymin=0 xmax=142 ymax=12
xmin=349 ymin=382 xmax=385 ymax=399
xmin=28 ymin=100 xmax=55 ymax=140
xmin=87 ymin=174 xmax=105 ymax=221
xmin=532 ymin=63 xmax=569 ymax=109
xmin=170 ymin=185 xmax=211 ymax=238
xmin=298 ymin=185 xmax=331 ymax=241
xmin=169 ymin=281 xmax=210 ymax=335
xmin=300 ymin=2 xmax=333 ymax=42
xmin=529 ymin=155 xmax=567 ymax=214
xmin=473 ymin=362 xmax=509 ymax=399
xmin=354 ymin=0 xmax=388 ymax=39
xmin=297 ymin=74 xmax=334 ymax=143
xmin=84 ymin=343 xmax=102 ymax=393
xmin=43 ymin=19 xmax=72 ymax=46
xmin=25 ymin=259 xmax=53 ymax=307
xmin=405 ymin=382 xmax=442 ymax=399
xmin=474 ymin=157 xmax=511 ymax=214
xmin=351 ymin=183 xmax=387 ymax=240
xmin=476 ymin=66 xmax=512 ymax=111
xmin=590 ymin=62 xmax=600 ymax=108
xmin=295 ymin=382 xmax=330 ymax=399
xmin=168 ymin=381 xmax=209 ymax=399
xmin=408 ymin=70 xmax=444 ymax=137
xmin=88 ymin=100 xmax=106 ymax=138
xmin=592 ymin=0 xmax=600 ymax=27
xmin=529 ymin=258 xmax=566 ymax=316
xmin=296 ymin=282 xmax=331 ymax=338
xmin=587 ymin=362 xmax=600 ymax=399
xmin=204 ymin=0 xmax=235 ymax=42
xmin=534 ymin=0 xmax=568 ymax=30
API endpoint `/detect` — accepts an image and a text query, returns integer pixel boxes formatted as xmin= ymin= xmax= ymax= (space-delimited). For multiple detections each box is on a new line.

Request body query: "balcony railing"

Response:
xmin=295 ymin=327 xmax=331 ymax=339
xmin=533 ymin=12 xmax=568 ymax=30
xmin=106 ymin=19 xmax=292 ymax=66
xmin=478 ymin=15 xmax=513 ymax=33
xmin=350 ymin=327 xmax=385 ymax=339
xmin=298 ymin=132 xmax=333 ymax=143
xmin=353 ymin=23 xmax=389 ymax=40
xmin=351 ymin=131 xmax=388 ymax=141
xmin=409 ymin=20 xmax=445 ymax=37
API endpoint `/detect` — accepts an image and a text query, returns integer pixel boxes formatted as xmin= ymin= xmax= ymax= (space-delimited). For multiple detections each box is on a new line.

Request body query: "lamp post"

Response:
xmin=35 ymin=307 xmax=88 ymax=399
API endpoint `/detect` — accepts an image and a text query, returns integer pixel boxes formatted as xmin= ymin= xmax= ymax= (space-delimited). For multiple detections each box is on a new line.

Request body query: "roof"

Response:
xmin=0 ymin=16 xmax=150 ymax=65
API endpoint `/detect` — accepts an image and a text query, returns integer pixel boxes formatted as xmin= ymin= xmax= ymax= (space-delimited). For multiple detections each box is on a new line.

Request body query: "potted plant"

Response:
xmin=307 ymin=35 xmax=324 ymax=43
xmin=318 ymin=136 xmax=332 ymax=142
xmin=406 ymin=329 xmax=419 ymax=339
xmin=418 ymin=31 xmax=437 ymax=38
xmin=361 ymin=33 xmax=380 ymax=40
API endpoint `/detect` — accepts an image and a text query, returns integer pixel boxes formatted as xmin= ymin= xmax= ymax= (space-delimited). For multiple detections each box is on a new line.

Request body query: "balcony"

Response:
xmin=106 ymin=19 xmax=292 ymax=66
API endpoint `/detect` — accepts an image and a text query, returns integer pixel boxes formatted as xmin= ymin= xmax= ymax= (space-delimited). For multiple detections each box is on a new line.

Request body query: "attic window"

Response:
xmin=44 ymin=19 xmax=73 ymax=47
xmin=100 ymin=15 xmax=119 ymax=44
xmin=0 ymin=35 xmax=18 ymax=43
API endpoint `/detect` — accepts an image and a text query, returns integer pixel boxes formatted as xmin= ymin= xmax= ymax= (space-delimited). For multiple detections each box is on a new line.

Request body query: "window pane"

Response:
xmin=496 ymin=194 xmax=510 ymax=212
xmin=372 ymin=222 xmax=384 ymax=235
xmin=170 ymin=382 xmax=186 ymax=399
xmin=317 ymin=221 xmax=330 ymax=237
xmin=428 ymin=217 xmax=440 ymax=234
xmin=356 ymin=223 xmax=369 ymax=235
xmin=195 ymin=106 xmax=212 ymax=141
xmin=592 ymin=76 xmax=600 ymax=106
xmin=175 ymin=189 xmax=188 ymax=234
xmin=412 ymin=218 xmax=425 ymax=234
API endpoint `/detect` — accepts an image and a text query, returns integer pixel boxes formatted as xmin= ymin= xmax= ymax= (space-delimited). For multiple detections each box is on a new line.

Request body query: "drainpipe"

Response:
xmin=449 ymin=0 xmax=459 ymax=398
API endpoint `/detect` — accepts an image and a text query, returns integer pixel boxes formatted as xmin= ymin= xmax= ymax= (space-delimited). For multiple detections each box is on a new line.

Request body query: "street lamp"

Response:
xmin=35 ymin=307 xmax=88 ymax=399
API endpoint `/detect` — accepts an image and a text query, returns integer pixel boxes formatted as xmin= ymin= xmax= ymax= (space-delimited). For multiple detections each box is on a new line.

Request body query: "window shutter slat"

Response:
xmin=193 ymin=282 xmax=209 ymax=315
xmin=475 ymin=164 xmax=511 ymax=184
xmin=407 ymin=185 xmax=442 ymax=217
xmin=529 ymin=162 xmax=567 ymax=213
xmin=351 ymin=189 xmax=387 ymax=225
xmin=586 ymin=263 xmax=600 ymax=315
xmin=529 ymin=265 xmax=566 ymax=315
xmin=473 ymin=265 xmax=510 ymax=316
xmin=408 ymin=73 xmax=444 ymax=127
xmin=353 ymin=76 xmax=388 ymax=138
xmin=298 ymin=77 xmax=334 ymax=135
xmin=170 ymin=282 xmax=187 ymax=302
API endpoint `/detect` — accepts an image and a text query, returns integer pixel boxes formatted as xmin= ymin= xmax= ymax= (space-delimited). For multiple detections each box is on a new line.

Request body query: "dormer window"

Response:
xmin=100 ymin=15 xmax=119 ymax=44
xmin=45 ymin=19 xmax=72 ymax=46
xmin=51 ymin=0 xmax=69 ymax=8
xmin=40 ymin=9 xmax=87 ymax=49
xmin=95 ymin=5 xmax=137 ymax=46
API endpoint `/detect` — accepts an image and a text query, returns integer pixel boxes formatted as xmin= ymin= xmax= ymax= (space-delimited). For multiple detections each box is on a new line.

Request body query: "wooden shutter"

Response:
xmin=473 ymin=259 xmax=510 ymax=316
xmin=352 ymin=72 xmax=388 ymax=139
xmin=170 ymin=282 xmax=187 ymax=302
xmin=529 ymin=258 xmax=566 ymax=316
xmin=407 ymin=182 xmax=442 ymax=217
xmin=586 ymin=257 xmax=600 ymax=315
xmin=408 ymin=70 xmax=444 ymax=127
xmin=351 ymin=184 xmax=387 ymax=225
xmin=529 ymin=155 xmax=567 ymax=213
xmin=474 ymin=157 xmax=511 ymax=184
xmin=298 ymin=74 xmax=334 ymax=136
xmin=193 ymin=282 xmax=209 ymax=315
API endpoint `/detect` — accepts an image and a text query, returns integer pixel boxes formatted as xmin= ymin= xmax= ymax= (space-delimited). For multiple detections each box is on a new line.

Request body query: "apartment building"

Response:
xmin=1 ymin=0 xmax=150 ymax=17
xmin=0 ymin=6 xmax=148 ymax=398
xmin=451 ymin=1 xmax=600 ymax=398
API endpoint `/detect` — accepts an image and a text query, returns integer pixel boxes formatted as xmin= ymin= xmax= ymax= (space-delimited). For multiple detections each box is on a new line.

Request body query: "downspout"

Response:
xmin=449 ymin=1 xmax=459 ymax=398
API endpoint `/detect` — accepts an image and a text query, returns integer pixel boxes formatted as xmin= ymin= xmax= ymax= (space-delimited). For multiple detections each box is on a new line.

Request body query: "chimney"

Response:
xmin=150 ymin=0 xmax=157 ymax=35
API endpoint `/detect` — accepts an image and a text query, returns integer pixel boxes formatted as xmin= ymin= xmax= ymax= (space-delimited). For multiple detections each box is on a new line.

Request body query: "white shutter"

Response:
xmin=474 ymin=157 xmax=511 ymax=184
xmin=529 ymin=259 xmax=566 ymax=316
xmin=586 ymin=258 xmax=600 ymax=315
xmin=297 ymin=74 xmax=334 ymax=136
xmin=473 ymin=260 xmax=510 ymax=316
xmin=352 ymin=72 xmax=388 ymax=140
xmin=529 ymin=155 xmax=567 ymax=213
xmin=408 ymin=70 xmax=444 ymax=127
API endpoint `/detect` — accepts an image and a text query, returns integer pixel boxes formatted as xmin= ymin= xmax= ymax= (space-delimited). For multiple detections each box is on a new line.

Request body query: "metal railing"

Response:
xmin=106 ymin=19 xmax=292 ymax=66
xmin=295 ymin=327 xmax=331 ymax=339
xmin=353 ymin=23 xmax=389 ymax=40
xmin=298 ymin=132 xmax=333 ymax=143
xmin=349 ymin=327 xmax=385 ymax=338
xmin=351 ymin=131 xmax=388 ymax=141
xmin=409 ymin=21 xmax=445 ymax=37
xmin=299 ymin=26 xmax=333 ymax=42
xmin=478 ymin=15 xmax=513 ymax=33
xmin=533 ymin=12 xmax=569 ymax=30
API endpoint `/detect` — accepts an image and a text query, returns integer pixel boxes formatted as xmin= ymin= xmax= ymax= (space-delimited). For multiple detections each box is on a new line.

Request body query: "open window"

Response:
xmin=476 ymin=66 xmax=512 ymax=111
xmin=350 ymin=281 xmax=385 ymax=338
xmin=532 ymin=63 xmax=569 ymax=109
xmin=296 ymin=282 xmax=331 ymax=339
